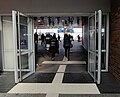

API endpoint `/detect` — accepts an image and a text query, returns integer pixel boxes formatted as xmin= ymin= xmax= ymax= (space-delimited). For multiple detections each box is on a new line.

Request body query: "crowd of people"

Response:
xmin=34 ymin=32 xmax=74 ymax=61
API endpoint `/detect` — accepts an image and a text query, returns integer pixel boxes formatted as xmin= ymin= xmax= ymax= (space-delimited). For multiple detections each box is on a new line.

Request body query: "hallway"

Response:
xmin=0 ymin=0 xmax=120 ymax=96
xmin=17 ymin=40 xmax=92 ymax=83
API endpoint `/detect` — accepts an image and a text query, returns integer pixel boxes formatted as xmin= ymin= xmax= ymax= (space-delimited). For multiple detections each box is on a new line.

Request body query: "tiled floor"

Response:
xmin=8 ymin=56 xmax=100 ymax=94
xmin=8 ymin=83 xmax=100 ymax=94
xmin=0 ymin=40 xmax=120 ymax=96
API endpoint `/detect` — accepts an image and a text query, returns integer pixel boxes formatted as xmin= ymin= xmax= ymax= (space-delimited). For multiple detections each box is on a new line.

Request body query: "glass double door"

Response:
xmin=12 ymin=11 xmax=35 ymax=83
xmin=88 ymin=10 xmax=102 ymax=84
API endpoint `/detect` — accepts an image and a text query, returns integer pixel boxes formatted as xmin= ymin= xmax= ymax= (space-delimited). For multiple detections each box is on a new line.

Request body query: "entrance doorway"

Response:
xmin=32 ymin=10 xmax=108 ymax=84
xmin=11 ymin=10 xmax=109 ymax=84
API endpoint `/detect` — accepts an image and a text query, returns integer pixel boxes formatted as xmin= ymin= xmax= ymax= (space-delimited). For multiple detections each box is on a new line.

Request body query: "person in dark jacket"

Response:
xmin=63 ymin=34 xmax=71 ymax=61
xmin=49 ymin=33 xmax=59 ymax=60
xmin=41 ymin=33 xmax=45 ymax=46
xmin=34 ymin=32 xmax=38 ymax=67
xmin=58 ymin=34 xmax=61 ymax=42
xmin=45 ymin=33 xmax=52 ymax=50
xmin=34 ymin=32 xmax=38 ymax=54
xmin=77 ymin=34 xmax=80 ymax=42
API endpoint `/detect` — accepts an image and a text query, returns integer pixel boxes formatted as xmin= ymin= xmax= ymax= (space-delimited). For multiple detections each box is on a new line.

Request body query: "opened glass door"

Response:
xmin=88 ymin=10 xmax=102 ymax=84
xmin=12 ymin=11 xmax=35 ymax=83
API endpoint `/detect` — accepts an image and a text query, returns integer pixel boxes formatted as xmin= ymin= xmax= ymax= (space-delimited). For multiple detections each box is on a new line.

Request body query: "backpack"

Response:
xmin=50 ymin=39 xmax=56 ymax=47
xmin=64 ymin=37 xmax=71 ymax=47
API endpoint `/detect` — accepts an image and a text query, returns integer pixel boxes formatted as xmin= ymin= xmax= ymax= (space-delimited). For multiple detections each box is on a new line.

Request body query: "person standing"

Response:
xmin=45 ymin=33 xmax=52 ymax=50
xmin=77 ymin=34 xmax=80 ymax=42
xmin=34 ymin=32 xmax=38 ymax=53
xmin=41 ymin=33 xmax=45 ymax=46
xmin=58 ymin=34 xmax=61 ymax=42
xmin=34 ymin=32 xmax=38 ymax=68
xmin=63 ymin=34 xmax=71 ymax=61
xmin=49 ymin=33 xmax=59 ymax=60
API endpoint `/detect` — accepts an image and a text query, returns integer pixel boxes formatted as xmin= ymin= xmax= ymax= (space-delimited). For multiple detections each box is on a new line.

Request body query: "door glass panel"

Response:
xmin=89 ymin=53 xmax=96 ymax=77
xmin=88 ymin=15 xmax=96 ymax=81
xmin=97 ymin=15 xmax=106 ymax=70
xmin=20 ymin=16 xmax=27 ymax=25
xmin=101 ymin=15 xmax=107 ymax=70
xmin=19 ymin=14 xmax=30 ymax=80
xmin=89 ymin=18 xmax=95 ymax=51
xmin=21 ymin=54 xmax=29 ymax=77
xmin=17 ymin=56 xmax=20 ymax=79
xmin=101 ymin=52 xmax=106 ymax=69
xmin=21 ymin=54 xmax=29 ymax=69
xmin=101 ymin=15 xmax=106 ymax=50
xmin=20 ymin=15 xmax=28 ymax=50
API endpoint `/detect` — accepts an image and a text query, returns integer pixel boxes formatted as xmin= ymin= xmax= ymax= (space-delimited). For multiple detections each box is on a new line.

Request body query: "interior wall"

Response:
xmin=2 ymin=16 xmax=14 ymax=70
xmin=110 ymin=0 xmax=120 ymax=80
xmin=0 ymin=0 xmax=110 ymax=15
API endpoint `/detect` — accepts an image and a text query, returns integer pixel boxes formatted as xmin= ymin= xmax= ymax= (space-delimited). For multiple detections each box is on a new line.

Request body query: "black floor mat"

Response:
xmin=22 ymin=73 xmax=55 ymax=83
xmin=62 ymin=73 xmax=94 ymax=83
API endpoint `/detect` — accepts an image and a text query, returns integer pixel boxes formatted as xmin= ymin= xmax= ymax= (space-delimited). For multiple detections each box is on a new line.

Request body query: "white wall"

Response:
xmin=2 ymin=16 xmax=14 ymax=70
xmin=0 ymin=0 xmax=110 ymax=15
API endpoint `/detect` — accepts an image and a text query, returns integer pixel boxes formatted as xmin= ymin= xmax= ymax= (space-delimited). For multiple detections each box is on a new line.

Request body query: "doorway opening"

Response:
xmin=27 ymin=10 xmax=108 ymax=84
xmin=0 ymin=10 xmax=109 ymax=86
xmin=33 ymin=16 xmax=84 ymax=67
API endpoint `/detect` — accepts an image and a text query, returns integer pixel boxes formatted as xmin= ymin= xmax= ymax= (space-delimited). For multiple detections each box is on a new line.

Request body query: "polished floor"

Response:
xmin=0 ymin=40 xmax=120 ymax=96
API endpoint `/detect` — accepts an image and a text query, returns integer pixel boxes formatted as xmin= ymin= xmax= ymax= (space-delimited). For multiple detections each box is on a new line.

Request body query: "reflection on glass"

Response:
xmin=21 ymin=54 xmax=28 ymax=69
xmin=17 ymin=56 xmax=20 ymax=78
xmin=20 ymin=25 xmax=28 ymax=49
xmin=101 ymin=52 xmax=106 ymax=69
xmin=21 ymin=54 xmax=30 ymax=78
xmin=17 ymin=15 xmax=28 ymax=50
xmin=90 ymin=31 xmax=95 ymax=51
xmin=20 ymin=15 xmax=28 ymax=50
xmin=20 ymin=16 xmax=27 ymax=25
xmin=102 ymin=28 xmax=105 ymax=32
xmin=101 ymin=15 xmax=106 ymax=50
xmin=89 ymin=16 xmax=95 ymax=52
xmin=89 ymin=53 xmax=96 ymax=77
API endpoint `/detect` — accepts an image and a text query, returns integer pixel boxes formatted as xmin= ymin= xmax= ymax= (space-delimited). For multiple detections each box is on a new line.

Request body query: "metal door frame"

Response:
xmin=88 ymin=10 xmax=102 ymax=84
